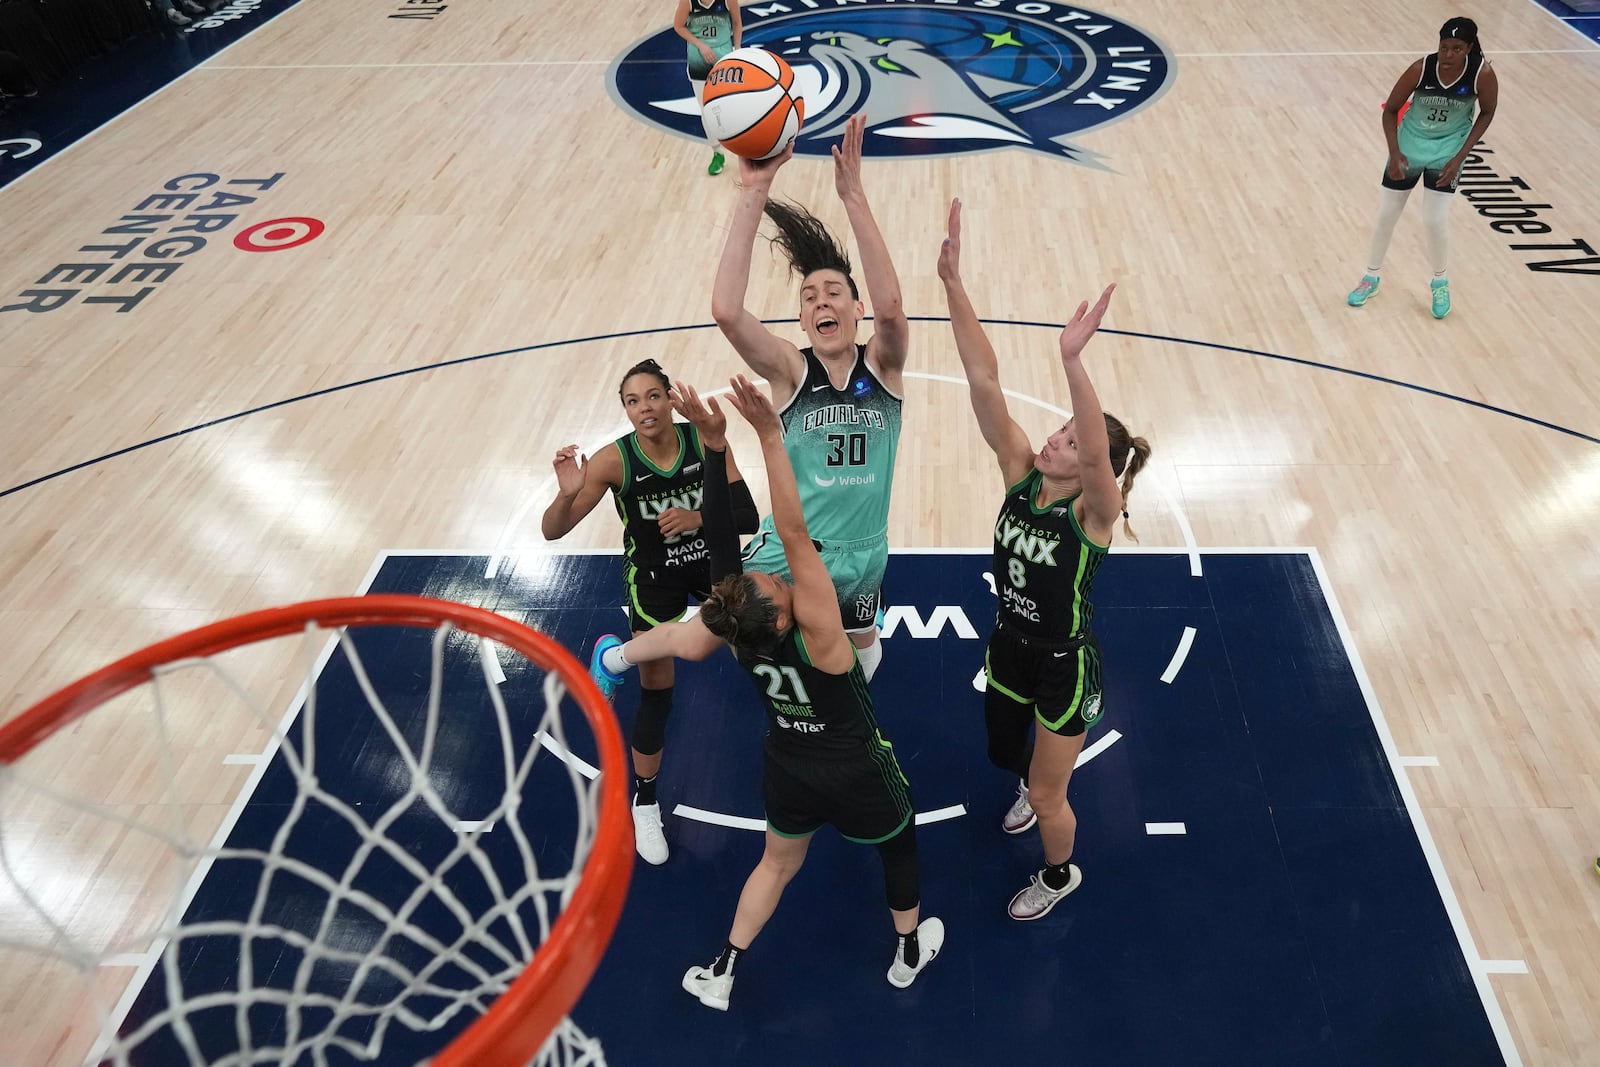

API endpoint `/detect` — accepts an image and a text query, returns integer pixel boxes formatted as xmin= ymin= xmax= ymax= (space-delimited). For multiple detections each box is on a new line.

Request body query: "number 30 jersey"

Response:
xmin=772 ymin=345 xmax=903 ymax=545
xmin=992 ymin=469 xmax=1109 ymax=642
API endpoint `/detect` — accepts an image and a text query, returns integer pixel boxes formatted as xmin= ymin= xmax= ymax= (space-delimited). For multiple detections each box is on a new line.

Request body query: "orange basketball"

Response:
xmin=701 ymin=47 xmax=805 ymax=161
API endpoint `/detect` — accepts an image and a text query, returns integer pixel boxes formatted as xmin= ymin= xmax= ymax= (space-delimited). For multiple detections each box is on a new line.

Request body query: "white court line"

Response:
xmin=535 ymin=731 xmax=600 ymax=781
xmin=222 ymin=753 xmax=264 ymax=765
xmin=452 ymin=820 xmax=495 ymax=834
xmin=1144 ymin=823 xmax=1187 ymax=835
xmin=100 ymin=953 xmax=151 ymax=968
xmin=1306 ymin=548 xmax=1522 ymax=1066
xmin=674 ymin=805 xmax=767 ymax=832
xmin=1397 ymin=755 xmax=1441 ymax=767
xmin=1075 ymin=729 xmax=1121 ymax=768
xmin=1518 ymin=0 xmax=1600 ymax=47
xmin=200 ymin=47 xmax=1600 ymax=72
xmin=914 ymin=805 xmax=967 ymax=825
xmin=1159 ymin=626 xmax=1197 ymax=684
xmin=674 ymin=803 xmax=969 ymax=832
xmin=1480 ymin=960 xmax=1531 ymax=975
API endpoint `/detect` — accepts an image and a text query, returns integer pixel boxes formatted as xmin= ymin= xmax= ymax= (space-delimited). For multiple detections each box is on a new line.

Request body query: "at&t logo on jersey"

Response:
xmin=607 ymin=0 xmax=1175 ymax=166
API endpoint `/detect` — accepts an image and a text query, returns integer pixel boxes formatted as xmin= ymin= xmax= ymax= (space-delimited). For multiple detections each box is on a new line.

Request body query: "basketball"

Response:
xmin=700 ymin=47 xmax=805 ymax=160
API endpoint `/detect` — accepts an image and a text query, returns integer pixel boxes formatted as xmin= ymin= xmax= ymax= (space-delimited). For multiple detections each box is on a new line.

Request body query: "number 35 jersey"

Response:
xmin=1397 ymin=52 xmax=1487 ymax=165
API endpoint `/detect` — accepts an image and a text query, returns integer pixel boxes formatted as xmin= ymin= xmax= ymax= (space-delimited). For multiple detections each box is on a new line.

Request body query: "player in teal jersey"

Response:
xmin=1346 ymin=17 xmax=1499 ymax=319
xmin=589 ymin=113 xmax=908 ymax=691
xmin=672 ymin=0 xmax=742 ymax=176
xmin=939 ymin=199 xmax=1152 ymax=921
xmin=675 ymin=375 xmax=941 ymax=1011
xmin=543 ymin=359 xmax=758 ymax=867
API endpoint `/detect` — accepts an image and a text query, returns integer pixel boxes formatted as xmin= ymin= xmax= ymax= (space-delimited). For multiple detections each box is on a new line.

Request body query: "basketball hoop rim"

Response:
xmin=0 ymin=594 xmax=632 ymax=1067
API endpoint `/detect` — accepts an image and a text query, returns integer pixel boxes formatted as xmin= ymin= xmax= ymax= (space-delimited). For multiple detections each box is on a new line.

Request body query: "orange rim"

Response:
xmin=0 ymin=595 xmax=632 ymax=1067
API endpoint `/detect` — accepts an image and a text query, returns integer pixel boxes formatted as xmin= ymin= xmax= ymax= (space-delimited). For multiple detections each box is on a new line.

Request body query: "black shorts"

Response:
xmin=984 ymin=624 xmax=1105 ymax=737
xmin=624 ymin=560 xmax=711 ymax=632
xmin=762 ymin=740 xmax=913 ymax=844
xmin=1381 ymin=164 xmax=1460 ymax=194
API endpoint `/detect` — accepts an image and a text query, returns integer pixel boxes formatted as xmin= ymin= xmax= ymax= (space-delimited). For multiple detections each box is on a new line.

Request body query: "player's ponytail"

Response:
xmin=701 ymin=574 xmax=783 ymax=654
xmin=763 ymin=200 xmax=858 ymax=299
xmin=1104 ymin=413 xmax=1151 ymax=543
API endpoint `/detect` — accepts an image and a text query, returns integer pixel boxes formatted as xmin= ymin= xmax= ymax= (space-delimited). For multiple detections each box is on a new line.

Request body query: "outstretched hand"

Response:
xmin=669 ymin=383 xmax=727 ymax=450
xmin=1058 ymin=284 xmax=1116 ymax=366
xmin=726 ymin=374 xmax=781 ymax=438
xmin=832 ymin=113 xmax=867 ymax=202
xmin=937 ymin=197 xmax=962 ymax=283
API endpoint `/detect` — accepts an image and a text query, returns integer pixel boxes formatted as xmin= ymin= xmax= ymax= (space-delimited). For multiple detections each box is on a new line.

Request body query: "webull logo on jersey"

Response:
xmin=606 ymin=0 xmax=1174 ymax=166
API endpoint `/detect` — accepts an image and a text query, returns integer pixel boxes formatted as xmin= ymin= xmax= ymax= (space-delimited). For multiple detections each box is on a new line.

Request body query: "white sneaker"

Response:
xmin=1002 ymin=781 xmax=1036 ymax=834
xmin=1007 ymin=865 xmax=1082 ymax=921
xmin=886 ymin=916 xmax=945 ymax=988
xmin=682 ymin=965 xmax=733 ymax=1010
xmin=632 ymin=802 xmax=668 ymax=865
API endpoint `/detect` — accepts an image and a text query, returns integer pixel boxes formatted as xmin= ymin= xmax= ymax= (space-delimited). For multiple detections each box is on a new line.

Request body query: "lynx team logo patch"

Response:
xmin=606 ymin=0 xmax=1175 ymax=166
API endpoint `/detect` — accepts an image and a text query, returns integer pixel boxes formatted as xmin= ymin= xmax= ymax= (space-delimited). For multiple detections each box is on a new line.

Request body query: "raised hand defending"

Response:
xmin=1058 ymin=284 xmax=1116 ymax=368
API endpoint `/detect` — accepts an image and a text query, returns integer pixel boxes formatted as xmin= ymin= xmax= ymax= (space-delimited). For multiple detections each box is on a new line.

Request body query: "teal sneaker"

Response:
xmin=1430 ymin=278 xmax=1451 ymax=319
xmin=708 ymin=150 xmax=725 ymax=177
xmin=588 ymin=634 xmax=625 ymax=701
xmin=1346 ymin=274 xmax=1381 ymax=307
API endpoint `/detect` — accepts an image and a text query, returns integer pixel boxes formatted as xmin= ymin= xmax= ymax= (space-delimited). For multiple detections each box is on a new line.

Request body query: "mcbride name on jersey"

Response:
xmin=993 ymin=470 xmax=1108 ymax=641
xmin=775 ymin=345 xmax=903 ymax=545
xmin=611 ymin=423 xmax=709 ymax=574
xmin=741 ymin=630 xmax=880 ymax=758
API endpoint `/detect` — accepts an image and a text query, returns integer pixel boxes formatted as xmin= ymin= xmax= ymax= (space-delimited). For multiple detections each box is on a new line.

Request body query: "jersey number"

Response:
xmin=1007 ymin=557 xmax=1027 ymax=589
xmin=826 ymin=432 xmax=867 ymax=467
xmin=1426 ymin=106 xmax=1448 ymax=122
xmin=753 ymin=664 xmax=812 ymax=705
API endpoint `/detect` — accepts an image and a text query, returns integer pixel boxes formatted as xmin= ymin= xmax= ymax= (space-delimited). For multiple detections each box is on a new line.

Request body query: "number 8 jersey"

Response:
xmin=992 ymin=469 xmax=1109 ymax=642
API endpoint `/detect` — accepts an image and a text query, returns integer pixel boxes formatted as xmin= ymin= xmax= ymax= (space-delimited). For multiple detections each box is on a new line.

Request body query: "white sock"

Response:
xmin=690 ymin=78 xmax=720 ymax=153
xmin=1365 ymin=186 xmax=1412 ymax=276
xmin=603 ymin=644 xmax=633 ymax=674
xmin=1421 ymin=188 xmax=1453 ymax=278
xmin=855 ymin=634 xmax=883 ymax=682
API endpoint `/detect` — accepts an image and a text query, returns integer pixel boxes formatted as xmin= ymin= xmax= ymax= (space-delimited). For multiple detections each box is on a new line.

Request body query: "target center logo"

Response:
xmin=235 ymin=217 xmax=326 ymax=252
xmin=606 ymin=0 xmax=1175 ymax=165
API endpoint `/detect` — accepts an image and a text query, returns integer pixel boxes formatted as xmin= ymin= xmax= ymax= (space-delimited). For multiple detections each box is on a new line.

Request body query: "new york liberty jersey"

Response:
xmin=610 ymin=423 xmax=708 ymax=579
xmin=685 ymin=0 xmax=734 ymax=78
xmin=770 ymin=345 xmax=902 ymax=545
xmin=993 ymin=470 xmax=1109 ymax=642
xmin=1397 ymin=53 xmax=1487 ymax=167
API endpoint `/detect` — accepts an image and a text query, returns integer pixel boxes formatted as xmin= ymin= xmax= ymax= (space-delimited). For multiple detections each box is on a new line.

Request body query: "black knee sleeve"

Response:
xmin=631 ymin=685 xmax=673 ymax=756
xmin=984 ymin=687 xmax=1033 ymax=779
xmin=874 ymin=823 xmax=921 ymax=912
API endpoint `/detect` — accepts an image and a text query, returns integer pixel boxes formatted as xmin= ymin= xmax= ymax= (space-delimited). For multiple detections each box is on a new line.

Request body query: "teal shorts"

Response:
xmin=741 ymin=528 xmax=887 ymax=633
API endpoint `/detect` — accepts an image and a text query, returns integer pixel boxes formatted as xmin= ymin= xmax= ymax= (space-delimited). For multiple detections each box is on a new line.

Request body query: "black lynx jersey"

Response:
xmin=992 ymin=469 xmax=1109 ymax=642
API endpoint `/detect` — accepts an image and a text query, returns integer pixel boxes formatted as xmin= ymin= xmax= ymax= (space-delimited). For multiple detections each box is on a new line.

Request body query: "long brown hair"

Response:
xmin=1104 ymin=412 xmax=1152 ymax=542
xmin=699 ymin=573 xmax=783 ymax=654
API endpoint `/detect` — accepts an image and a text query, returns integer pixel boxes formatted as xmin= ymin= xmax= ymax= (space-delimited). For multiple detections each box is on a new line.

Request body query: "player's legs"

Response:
xmin=1419 ymin=183 xmax=1456 ymax=317
xmin=687 ymin=62 xmax=726 ymax=174
xmin=1349 ymin=170 xmax=1418 ymax=306
xmin=683 ymin=829 xmax=812 ymax=1011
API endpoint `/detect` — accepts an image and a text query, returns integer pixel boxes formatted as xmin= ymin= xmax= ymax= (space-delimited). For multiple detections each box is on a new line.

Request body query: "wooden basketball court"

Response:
xmin=2 ymin=0 xmax=1597 ymax=1063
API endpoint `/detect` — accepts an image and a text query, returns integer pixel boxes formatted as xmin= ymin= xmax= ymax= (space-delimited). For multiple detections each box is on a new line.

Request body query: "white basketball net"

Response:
xmin=0 ymin=619 xmax=610 ymax=1067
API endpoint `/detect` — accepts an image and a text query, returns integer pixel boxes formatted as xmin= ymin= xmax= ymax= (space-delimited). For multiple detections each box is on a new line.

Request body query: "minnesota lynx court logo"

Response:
xmin=606 ymin=0 xmax=1174 ymax=165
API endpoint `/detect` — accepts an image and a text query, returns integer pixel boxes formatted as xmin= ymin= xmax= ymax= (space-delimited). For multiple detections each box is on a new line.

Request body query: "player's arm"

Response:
xmin=725 ymin=375 xmax=853 ymax=671
xmin=833 ymin=114 xmax=908 ymax=389
xmin=937 ymin=199 xmax=1036 ymax=486
xmin=623 ymin=616 xmax=726 ymax=663
xmin=541 ymin=443 xmax=621 ymax=539
xmin=1438 ymin=63 xmax=1497 ymax=187
xmin=712 ymin=147 xmax=807 ymax=399
xmin=1381 ymin=59 xmax=1423 ymax=177
xmin=729 ymin=0 xmax=742 ymax=48
xmin=723 ymin=445 xmax=761 ymax=533
xmin=1059 ymin=285 xmax=1123 ymax=537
